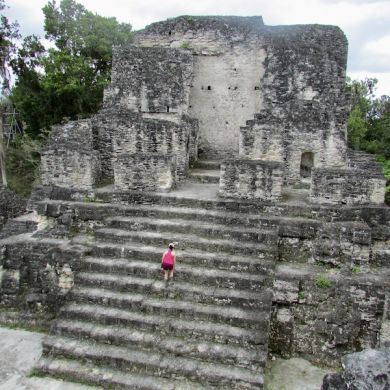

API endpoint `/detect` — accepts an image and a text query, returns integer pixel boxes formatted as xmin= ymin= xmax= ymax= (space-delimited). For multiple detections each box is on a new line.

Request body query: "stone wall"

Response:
xmin=114 ymin=153 xmax=176 ymax=191
xmin=310 ymin=168 xmax=386 ymax=205
xmin=219 ymin=159 xmax=283 ymax=201
xmin=278 ymin=220 xmax=372 ymax=268
xmin=188 ymin=47 xmax=265 ymax=157
xmin=240 ymin=116 xmax=284 ymax=162
xmin=271 ymin=267 xmax=386 ymax=366
xmin=103 ymin=46 xmax=193 ymax=119
xmin=112 ymin=114 xmax=190 ymax=181
xmin=260 ymin=25 xmax=349 ymax=186
xmin=0 ymin=235 xmax=87 ymax=314
xmin=0 ymin=186 xmax=26 ymax=231
xmin=135 ymin=16 xmax=266 ymax=158
xmin=93 ymin=45 xmax=198 ymax=189
xmin=40 ymin=120 xmax=100 ymax=190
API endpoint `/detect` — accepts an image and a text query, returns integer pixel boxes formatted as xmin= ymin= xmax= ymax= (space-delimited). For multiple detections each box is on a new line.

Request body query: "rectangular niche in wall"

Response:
xmin=300 ymin=152 xmax=314 ymax=178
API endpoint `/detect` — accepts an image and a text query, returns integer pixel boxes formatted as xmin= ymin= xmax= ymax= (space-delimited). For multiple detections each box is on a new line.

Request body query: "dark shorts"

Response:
xmin=162 ymin=263 xmax=174 ymax=271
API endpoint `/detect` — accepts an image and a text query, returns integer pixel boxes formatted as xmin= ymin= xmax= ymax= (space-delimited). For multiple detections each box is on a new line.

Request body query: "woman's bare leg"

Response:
xmin=168 ymin=269 xmax=174 ymax=280
xmin=164 ymin=270 xmax=169 ymax=281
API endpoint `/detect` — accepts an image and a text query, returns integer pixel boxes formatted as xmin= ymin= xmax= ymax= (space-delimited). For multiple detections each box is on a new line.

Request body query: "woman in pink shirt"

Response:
xmin=161 ymin=243 xmax=176 ymax=284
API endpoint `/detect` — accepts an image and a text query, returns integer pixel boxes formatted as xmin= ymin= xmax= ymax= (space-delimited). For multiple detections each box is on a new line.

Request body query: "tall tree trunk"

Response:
xmin=0 ymin=117 xmax=7 ymax=187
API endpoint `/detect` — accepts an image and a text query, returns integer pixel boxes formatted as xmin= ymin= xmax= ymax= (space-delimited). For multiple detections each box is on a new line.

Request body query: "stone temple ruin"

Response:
xmin=0 ymin=16 xmax=389 ymax=389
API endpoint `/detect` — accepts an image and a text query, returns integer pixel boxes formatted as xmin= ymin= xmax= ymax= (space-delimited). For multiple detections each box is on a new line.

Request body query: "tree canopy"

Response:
xmin=10 ymin=0 xmax=132 ymax=136
xmin=347 ymin=78 xmax=390 ymax=159
xmin=0 ymin=0 xmax=20 ymax=94
xmin=347 ymin=78 xmax=390 ymax=204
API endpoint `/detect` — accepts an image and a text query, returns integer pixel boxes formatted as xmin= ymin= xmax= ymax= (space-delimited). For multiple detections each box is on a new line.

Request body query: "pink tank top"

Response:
xmin=163 ymin=250 xmax=174 ymax=265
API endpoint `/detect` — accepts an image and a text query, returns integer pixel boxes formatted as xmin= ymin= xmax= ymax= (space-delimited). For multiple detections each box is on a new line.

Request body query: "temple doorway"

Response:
xmin=300 ymin=152 xmax=314 ymax=178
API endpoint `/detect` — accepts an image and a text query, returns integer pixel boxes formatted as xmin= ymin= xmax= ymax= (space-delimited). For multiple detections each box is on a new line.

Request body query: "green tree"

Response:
xmin=10 ymin=35 xmax=48 ymax=136
xmin=11 ymin=0 xmax=132 ymax=136
xmin=0 ymin=0 xmax=20 ymax=187
xmin=347 ymin=78 xmax=390 ymax=204
xmin=7 ymin=0 xmax=132 ymax=197
xmin=0 ymin=0 xmax=20 ymax=93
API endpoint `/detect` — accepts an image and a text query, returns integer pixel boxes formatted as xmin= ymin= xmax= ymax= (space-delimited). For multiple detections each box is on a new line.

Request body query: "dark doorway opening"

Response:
xmin=300 ymin=152 xmax=314 ymax=178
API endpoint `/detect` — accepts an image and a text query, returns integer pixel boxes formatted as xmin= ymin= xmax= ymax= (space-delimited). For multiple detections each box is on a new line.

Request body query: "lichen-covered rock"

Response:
xmin=0 ymin=186 xmax=26 ymax=230
xmin=321 ymin=348 xmax=390 ymax=390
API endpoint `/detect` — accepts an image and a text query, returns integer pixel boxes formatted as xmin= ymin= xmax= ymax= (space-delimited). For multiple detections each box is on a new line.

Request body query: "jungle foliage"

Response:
xmin=10 ymin=0 xmax=132 ymax=136
xmin=1 ymin=0 xmax=131 ymax=195
xmin=346 ymin=78 xmax=390 ymax=204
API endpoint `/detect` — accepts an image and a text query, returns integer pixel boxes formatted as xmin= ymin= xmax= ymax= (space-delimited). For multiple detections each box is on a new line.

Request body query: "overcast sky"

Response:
xmin=5 ymin=0 xmax=390 ymax=96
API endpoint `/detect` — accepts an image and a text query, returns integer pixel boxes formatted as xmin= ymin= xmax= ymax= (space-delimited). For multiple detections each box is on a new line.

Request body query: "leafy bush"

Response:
xmin=315 ymin=275 xmax=331 ymax=289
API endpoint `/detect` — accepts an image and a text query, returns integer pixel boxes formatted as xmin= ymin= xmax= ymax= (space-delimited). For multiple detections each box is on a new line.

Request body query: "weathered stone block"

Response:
xmin=313 ymin=222 xmax=372 ymax=267
xmin=322 ymin=348 xmax=390 ymax=390
xmin=270 ymin=307 xmax=294 ymax=357
xmin=114 ymin=153 xmax=176 ymax=191
xmin=104 ymin=46 xmax=193 ymax=117
xmin=310 ymin=167 xmax=386 ymax=205
xmin=219 ymin=159 xmax=283 ymax=201
xmin=40 ymin=120 xmax=100 ymax=190
xmin=0 ymin=187 xmax=26 ymax=233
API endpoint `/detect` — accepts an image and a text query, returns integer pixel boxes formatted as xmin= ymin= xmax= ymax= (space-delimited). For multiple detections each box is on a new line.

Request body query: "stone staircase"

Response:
xmin=34 ymin=180 xmax=278 ymax=389
xmin=189 ymin=159 xmax=221 ymax=184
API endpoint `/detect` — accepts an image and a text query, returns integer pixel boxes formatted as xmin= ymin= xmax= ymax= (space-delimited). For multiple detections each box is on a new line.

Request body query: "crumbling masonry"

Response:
xmin=0 ymin=16 xmax=389 ymax=389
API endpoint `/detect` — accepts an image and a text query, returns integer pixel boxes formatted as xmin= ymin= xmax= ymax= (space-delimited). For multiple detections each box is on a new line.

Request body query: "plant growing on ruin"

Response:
xmin=315 ymin=275 xmax=331 ymax=289
xmin=180 ymin=41 xmax=190 ymax=49
xmin=83 ymin=195 xmax=95 ymax=203
xmin=351 ymin=265 xmax=361 ymax=273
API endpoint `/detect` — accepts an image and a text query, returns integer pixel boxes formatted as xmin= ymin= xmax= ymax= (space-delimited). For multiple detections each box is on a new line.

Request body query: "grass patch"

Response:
xmin=351 ymin=265 xmax=361 ymax=273
xmin=315 ymin=274 xmax=331 ymax=289
xmin=83 ymin=195 xmax=95 ymax=203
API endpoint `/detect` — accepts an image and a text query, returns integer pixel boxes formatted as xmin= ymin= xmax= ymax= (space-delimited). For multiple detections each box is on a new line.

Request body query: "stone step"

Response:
xmin=76 ymin=260 xmax=270 ymax=292
xmin=60 ymin=303 xmax=269 ymax=347
xmin=70 ymin=284 xmax=271 ymax=327
xmin=36 ymin=356 xmax=204 ymax=390
xmin=0 ymin=212 xmax=38 ymax=240
xmin=79 ymin=256 xmax=270 ymax=282
xmin=79 ymin=239 xmax=276 ymax=271
xmin=73 ymin=272 xmax=272 ymax=308
xmin=95 ymin=228 xmax=274 ymax=256
xmin=42 ymin=336 xmax=264 ymax=388
xmin=372 ymin=249 xmax=390 ymax=267
xmin=93 ymin=190 xmax=318 ymax=220
xmin=37 ymin=189 xmax=325 ymax=221
xmin=71 ymin=278 xmax=269 ymax=327
xmin=52 ymin=319 xmax=267 ymax=370
xmin=36 ymin=199 xmax=282 ymax=228
xmin=106 ymin=215 xmax=278 ymax=245
xmin=189 ymin=169 xmax=220 ymax=184
xmin=193 ymin=160 xmax=221 ymax=170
